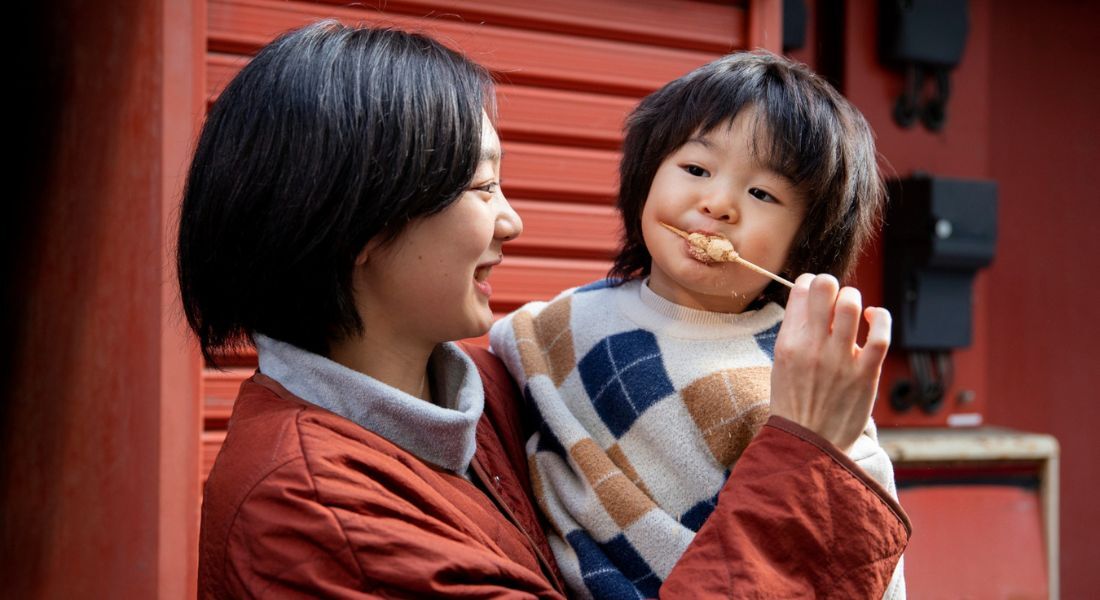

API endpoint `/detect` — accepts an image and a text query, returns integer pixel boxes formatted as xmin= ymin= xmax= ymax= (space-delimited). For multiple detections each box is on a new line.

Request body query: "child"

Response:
xmin=490 ymin=52 xmax=905 ymax=599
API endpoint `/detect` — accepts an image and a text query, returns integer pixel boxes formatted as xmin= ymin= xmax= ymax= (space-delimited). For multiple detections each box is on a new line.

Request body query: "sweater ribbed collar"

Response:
xmin=614 ymin=278 xmax=785 ymax=339
xmin=254 ymin=334 xmax=483 ymax=474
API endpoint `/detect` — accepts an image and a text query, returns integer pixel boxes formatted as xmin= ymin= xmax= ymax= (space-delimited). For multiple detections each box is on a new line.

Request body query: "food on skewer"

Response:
xmin=685 ymin=231 xmax=737 ymax=264
xmin=659 ymin=222 xmax=795 ymax=289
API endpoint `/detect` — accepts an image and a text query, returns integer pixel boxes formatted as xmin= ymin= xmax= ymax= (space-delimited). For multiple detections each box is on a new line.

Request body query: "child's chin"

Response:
xmin=681 ymin=270 xmax=761 ymax=297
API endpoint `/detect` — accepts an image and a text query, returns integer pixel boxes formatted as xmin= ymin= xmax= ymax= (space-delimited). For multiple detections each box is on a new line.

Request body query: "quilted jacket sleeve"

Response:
xmin=661 ymin=416 xmax=911 ymax=600
xmin=849 ymin=419 xmax=907 ymax=600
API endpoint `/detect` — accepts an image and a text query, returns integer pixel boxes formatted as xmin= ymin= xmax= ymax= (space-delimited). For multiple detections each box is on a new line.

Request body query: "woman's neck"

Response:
xmin=328 ymin=329 xmax=437 ymax=403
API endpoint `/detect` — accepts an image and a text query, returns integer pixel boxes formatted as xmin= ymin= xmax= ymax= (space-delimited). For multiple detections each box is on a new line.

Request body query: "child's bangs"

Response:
xmin=747 ymin=80 xmax=845 ymax=204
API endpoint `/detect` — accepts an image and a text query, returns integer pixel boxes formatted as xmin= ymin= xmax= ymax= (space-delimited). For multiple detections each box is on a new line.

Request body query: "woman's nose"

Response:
xmin=495 ymin=192 xmax=523 ymax=241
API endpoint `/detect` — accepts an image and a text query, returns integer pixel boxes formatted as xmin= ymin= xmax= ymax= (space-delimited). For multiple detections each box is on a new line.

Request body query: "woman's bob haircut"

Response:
xmin=177 ymin=20 xmax=494 ymax=366
xmin=610 ymin=51 xmax=884 ymax=305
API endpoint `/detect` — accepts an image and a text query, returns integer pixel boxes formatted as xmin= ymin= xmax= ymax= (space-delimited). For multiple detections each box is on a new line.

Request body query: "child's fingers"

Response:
xmin=858 ymin=307 xmax=892 ymax=372
xmin=806 ymin=274 xmax=840 ymax=338
xmin=830 ymin=286 xmax=862 ymax=349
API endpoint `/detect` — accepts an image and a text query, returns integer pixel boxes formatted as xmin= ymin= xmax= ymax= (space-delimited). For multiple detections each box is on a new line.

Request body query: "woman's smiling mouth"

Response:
xmin=473 ymin=258 xmax=500 ymax=296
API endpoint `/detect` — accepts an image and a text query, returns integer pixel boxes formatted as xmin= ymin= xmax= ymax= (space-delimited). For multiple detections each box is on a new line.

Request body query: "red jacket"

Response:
xmin=199 ymin=344 xmax=909 ymax=598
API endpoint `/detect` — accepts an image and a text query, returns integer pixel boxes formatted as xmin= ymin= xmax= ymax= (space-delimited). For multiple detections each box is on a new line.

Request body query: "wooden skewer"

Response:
xmin=659 ymin=222 xmax=795 ymax=289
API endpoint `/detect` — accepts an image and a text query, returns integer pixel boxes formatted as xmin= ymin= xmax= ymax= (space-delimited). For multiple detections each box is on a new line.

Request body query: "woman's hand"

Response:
xmin=769 ymin=273 xmax=892 ymax=452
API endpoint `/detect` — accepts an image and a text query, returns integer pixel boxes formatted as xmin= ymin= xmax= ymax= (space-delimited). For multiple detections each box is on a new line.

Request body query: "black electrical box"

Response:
xmin=884 ymin=175 xmax=997 ymax=350
xmin=879 ymin=0 xmax=969 ymax=68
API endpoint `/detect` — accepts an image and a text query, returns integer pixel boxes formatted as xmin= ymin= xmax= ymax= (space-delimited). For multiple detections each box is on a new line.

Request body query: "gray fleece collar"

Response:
xmin=254 ymin=334 xmax=484 ymax=473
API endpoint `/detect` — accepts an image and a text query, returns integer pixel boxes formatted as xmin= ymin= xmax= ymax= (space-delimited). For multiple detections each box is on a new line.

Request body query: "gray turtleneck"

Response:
xmin=254 ymin=333 xmax=484 ymax=474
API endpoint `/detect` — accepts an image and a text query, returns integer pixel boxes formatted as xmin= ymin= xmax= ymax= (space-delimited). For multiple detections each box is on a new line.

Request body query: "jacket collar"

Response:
xmin=254 ymin=334 xmax=484 ymax=473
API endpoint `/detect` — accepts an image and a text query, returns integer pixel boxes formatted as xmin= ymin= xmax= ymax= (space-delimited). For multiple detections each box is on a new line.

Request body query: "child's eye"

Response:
xmin=749 ymin=187 xmax=778 ymax=203
xmin=683 ymin=164 xmax=710 ymax=177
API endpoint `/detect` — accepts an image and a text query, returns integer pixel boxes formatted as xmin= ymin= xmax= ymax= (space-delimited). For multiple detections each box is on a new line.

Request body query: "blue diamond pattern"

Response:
xmin=577 ymin=330 xmax=675 ymax=437
xmin=754 ymin=322 xmax=781 ymax=360
xmin=679 ymin=484 xmax=724 ymax=532
xmin=602 ymin=534 xmax=662 ymax=598
xmin=526 ymin=385 xmax=567 ymax=460
xmin=566 ymin=530 xmax=652 ymax=599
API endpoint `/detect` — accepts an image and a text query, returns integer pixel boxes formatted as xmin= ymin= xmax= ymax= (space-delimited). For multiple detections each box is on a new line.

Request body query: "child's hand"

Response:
xmin=769 ymin=273 xmax=892 ymax=452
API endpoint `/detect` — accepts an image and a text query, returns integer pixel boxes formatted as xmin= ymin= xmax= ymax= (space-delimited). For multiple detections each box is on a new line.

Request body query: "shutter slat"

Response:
xmin=503 ymin=142 xmax=619 ymax=204
xmin=306 ymin=0 xmax=745 ymax=53
xmin=506 ymin=200 xmax=620 ymax=259
xmin=208 ymin=0 xmax=724 ymax=96
xmin=209 ymin=56 xmax=637 ymax=150
xmin=203 ymin=368 xmax=254 ymax=425
xmin=495 ymin=84 xmax=634 ymax=149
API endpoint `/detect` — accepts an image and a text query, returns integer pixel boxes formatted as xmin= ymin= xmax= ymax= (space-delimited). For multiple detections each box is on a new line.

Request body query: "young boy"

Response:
xmin=491 ymin=52 xmax=905 ymax=599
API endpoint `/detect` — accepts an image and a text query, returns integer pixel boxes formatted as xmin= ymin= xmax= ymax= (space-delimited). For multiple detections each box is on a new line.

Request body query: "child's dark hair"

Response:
xmin=177 ymin=20 xmax=494 ymax=366
xmin=610 ymin=51 xmax=884 ymax=304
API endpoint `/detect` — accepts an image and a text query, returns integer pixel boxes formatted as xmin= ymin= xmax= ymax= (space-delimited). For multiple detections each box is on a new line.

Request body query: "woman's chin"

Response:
xmin=446 ymin=310 xmax=494 ymax=342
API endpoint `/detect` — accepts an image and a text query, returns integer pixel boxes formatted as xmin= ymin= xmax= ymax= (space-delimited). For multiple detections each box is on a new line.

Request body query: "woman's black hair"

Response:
xmin=177 ymin=20 xmax=494 ymax=366
xmin=610 ymin=51 xmax=884 ymax=305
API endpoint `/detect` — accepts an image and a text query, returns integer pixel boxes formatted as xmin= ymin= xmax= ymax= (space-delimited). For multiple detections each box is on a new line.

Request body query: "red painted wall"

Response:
xmin=833 ymin=0 xmax=1098 ymax=593
xmin=985 ymin=1 xmax=1100 ymax=596
xmin=843 ymin=0 xmax=993 ymax=427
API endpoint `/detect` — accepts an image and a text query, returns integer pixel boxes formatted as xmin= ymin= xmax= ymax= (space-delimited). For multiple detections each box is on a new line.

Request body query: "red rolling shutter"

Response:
xmin=200 ymin=0 xmax=779 ymax=479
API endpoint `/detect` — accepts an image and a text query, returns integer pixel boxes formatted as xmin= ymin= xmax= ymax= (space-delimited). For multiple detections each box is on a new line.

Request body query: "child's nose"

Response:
xmin=700 ymin=196 xmax=739 ymax=223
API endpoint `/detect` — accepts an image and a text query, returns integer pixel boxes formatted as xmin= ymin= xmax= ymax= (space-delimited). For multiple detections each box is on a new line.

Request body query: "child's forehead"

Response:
xmin=682 ymin=116 xmax=783 ymax=168
xmin=689 ymin=110 xmax=774 ymax=145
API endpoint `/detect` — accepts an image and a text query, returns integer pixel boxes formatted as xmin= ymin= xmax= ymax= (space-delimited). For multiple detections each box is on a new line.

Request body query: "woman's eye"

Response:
xmin=683 ymin=164 xmax=709 ymax=177
xmin=470 ymin=181 xmax=500 ymax=196
xmin=749 ymin=187 xmax=777 ymax=203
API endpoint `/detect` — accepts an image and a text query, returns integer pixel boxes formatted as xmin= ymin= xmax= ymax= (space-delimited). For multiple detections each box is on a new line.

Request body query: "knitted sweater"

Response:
xmin=490 ymin=278 xmax=905 ymax=600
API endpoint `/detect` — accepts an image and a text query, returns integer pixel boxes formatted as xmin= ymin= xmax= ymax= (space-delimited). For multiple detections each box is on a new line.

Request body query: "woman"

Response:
xmin=179 ymin=20 xmax=908 ymax=598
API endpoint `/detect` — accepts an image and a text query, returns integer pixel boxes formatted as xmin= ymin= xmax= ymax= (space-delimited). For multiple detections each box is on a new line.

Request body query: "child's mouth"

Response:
xmin=660 ymin=221 xmax=795 ymax=288
xmin=684 ymin=239 xmax=718 ymax=264
xmin=661 ymin=223 xmax=739 ymax=264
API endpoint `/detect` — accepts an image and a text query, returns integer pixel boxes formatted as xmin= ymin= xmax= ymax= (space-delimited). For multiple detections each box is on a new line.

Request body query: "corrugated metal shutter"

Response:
xmin=201 ymin=0 xmax=779 ymax=479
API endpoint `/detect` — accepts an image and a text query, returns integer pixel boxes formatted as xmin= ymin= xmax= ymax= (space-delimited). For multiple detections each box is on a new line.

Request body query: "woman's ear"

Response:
xmin=354 ymin=244 xmax=372 ymax=266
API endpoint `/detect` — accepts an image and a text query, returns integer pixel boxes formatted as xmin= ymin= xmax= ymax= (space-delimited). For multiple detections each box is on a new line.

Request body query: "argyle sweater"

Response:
xmin=490 ymin=278 xmax=905 ymax=600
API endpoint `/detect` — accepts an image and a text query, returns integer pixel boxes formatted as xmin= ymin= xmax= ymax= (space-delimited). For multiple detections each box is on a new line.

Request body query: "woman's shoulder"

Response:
xmin=200 ymin=376 xmax=486 ymax=596
xmin=202 ymin=374 xmax=462 ymax=555
xmin=210 ymin=375 xmax=316 ymax=483
xmin=206 ymin=375 xmax=434 ymax=516
xmin=221 ymin=374 xmax=375 ymax=457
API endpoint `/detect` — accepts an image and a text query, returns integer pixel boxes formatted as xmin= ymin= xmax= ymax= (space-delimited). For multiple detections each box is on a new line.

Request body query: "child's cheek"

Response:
xmin=756 ymin=240 xmax=789 ymax=273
